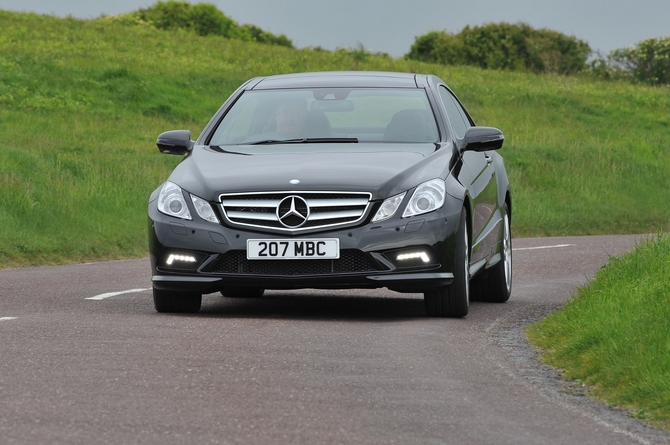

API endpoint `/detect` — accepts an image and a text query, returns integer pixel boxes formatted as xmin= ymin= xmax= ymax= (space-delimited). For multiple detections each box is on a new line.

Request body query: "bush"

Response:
xmin=239 ymin=24 xmax=293 ymax=48
xmin=406 ymin=31 xmax=464 ymax=66
xmin=607 ymin=37 xmax=670 ymax=86
xmin=406 ymin=22 xmax=591 ymax=75
xmin=189 ymin=3 xmax=236 ymax=37
xmin=112 ymin=1 xmax=293 ymax=47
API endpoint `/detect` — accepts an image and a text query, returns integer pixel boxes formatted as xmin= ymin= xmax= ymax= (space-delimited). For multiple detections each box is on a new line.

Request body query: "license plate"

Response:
xmin=247 ymin=239 xmax=340 ymax=260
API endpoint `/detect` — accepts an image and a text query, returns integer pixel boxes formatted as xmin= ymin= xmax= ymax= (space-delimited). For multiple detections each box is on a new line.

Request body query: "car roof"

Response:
xmin=250 ymin=71 xmax=427 ymax=90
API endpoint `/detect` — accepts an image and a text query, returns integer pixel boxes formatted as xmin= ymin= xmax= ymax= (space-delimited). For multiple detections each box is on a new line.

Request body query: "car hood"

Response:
xmin=167 ymin=143 xmax=452 ymax=201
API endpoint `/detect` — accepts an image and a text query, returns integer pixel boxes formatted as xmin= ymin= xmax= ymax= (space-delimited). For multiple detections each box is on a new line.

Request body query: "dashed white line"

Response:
xmin=0 ymin=317 xmax=18 ymax=321
xmin=86 ymin=288 xmax=151 ymax=301
xmin=513 ymin=244 xmax=576 ymax=251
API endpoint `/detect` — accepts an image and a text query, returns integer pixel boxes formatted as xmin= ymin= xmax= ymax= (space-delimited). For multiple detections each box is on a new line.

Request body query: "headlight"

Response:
xmin=191 ymin=194 xmax=219 ymax=223
xmin=402 ymin=179 xmax=446 ymax=217
xmin=372 ymin=192 xmax=406 ymax=222
xmin=157 ymin=181 xmax=192 ymax=220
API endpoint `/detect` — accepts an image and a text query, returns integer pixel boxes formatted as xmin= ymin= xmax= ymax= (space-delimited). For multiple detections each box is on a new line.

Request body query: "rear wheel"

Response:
xmin=153 ymin=288 xmax=202 ymax=313
xmin=471 ymin=203 xmax=512 ymax=303
xmin=424 ymin=208 xmax=469 ymax=317
xmin=221 ymin=287 xmax=265 ymax=298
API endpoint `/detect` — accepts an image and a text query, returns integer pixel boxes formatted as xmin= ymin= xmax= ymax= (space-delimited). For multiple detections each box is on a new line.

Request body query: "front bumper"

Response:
xmin=148 ymin=196 xmax=463 ymax=294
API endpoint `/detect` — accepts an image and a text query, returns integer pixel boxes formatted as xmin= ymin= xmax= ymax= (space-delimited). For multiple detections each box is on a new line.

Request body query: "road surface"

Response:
xmin=1 ymin=235 xmax=668 ymax=444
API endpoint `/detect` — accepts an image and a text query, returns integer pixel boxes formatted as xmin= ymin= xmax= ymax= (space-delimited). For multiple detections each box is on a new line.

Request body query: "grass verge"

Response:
xmin=526 ymin=235 xmax=670 ymax=431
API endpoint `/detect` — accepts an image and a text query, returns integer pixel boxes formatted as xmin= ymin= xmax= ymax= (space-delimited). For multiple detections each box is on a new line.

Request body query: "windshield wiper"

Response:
xmin=209 ymin=146 xmax=251 ymax=155
xmin=249 ymin=137 xmax=358 ymax=145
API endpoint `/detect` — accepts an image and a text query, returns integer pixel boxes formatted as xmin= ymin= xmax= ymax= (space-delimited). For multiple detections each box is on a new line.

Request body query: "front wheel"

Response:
xmin=471 ymin=204 xmax=512 ymax=303
xmin=424 ymin=208 xmax=469 ymax=317
xmin=153 ymin=288 xmax=202 ymax=313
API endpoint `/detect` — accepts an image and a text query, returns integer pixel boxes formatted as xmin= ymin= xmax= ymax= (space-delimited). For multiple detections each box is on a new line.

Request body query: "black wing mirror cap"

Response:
xmin=462 ymin=126 xmax=504 ymax=152
xmin=157 ymin=130 xmax=194 ymax=155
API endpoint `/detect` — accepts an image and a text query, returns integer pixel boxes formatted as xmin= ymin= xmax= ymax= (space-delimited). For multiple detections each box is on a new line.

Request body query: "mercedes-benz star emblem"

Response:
xmin=277 ymin=196 xmax=310 ymax=228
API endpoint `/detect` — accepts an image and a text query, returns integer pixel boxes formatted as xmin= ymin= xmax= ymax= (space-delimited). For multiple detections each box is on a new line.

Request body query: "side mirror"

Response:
xmin=462 ymin=126 xmax=504 ymax=152
xmin=157 ymin=130 xmax=194 ymax=155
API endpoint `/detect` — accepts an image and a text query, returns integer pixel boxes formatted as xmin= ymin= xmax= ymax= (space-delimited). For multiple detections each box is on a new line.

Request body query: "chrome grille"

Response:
xmin=219 ymin=191 xmax=372 ymax=233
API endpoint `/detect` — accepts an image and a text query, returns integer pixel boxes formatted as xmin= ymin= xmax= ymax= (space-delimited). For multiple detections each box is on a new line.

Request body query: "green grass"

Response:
xmin=1 ymin=9 xmax=670 ymax=268
xmin=527 ymin=235 xmax=670 ymax=430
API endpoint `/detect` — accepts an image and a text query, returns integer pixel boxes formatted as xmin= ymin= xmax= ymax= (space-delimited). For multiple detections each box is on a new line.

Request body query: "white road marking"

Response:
xmin=513 ymin=244 xmax=576 ymax=251
xmin=0 ymin=317 xmax=18 ymax=321
xmin=86 ymin=288 xmax=151 ymax=301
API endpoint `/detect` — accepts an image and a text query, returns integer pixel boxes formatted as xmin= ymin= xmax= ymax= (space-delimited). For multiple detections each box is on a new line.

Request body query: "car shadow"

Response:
xmin=196 ymin=290 xmax=430 ymax=322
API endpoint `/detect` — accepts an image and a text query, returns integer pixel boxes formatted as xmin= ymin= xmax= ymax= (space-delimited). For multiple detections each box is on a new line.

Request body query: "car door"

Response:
xmin=438 ymin=86 xmax=498 ymax=265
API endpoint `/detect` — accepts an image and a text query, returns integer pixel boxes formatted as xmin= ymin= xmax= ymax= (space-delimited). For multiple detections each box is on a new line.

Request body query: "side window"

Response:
xmin=439 ymin=86 xmax=469 ymax=139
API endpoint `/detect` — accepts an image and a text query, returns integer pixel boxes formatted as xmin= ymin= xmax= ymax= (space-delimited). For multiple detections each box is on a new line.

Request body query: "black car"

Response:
xmin=148 ymin=71 xmax=512 ymax=317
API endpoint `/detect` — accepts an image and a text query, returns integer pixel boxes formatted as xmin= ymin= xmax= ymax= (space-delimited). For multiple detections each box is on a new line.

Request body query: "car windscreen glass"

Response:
xmin=209 ymin=88 xmax=439 ymax=147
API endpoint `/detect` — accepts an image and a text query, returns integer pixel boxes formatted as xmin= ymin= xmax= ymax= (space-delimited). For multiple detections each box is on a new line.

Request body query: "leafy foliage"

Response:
xmin=240 ymin=24 xmax=293 ymax=48
xmin=101 ymin=1 xmax=293 ymax=47
xmin=406 ymin=23 xmax=591 ymax=75
xmin=596 ymin=37 xmax=670 ymax=86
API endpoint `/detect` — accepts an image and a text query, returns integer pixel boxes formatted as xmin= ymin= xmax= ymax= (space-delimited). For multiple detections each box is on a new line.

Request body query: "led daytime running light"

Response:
xmin=397 ymin=252 xmax=430 ymax=263
xmin=165 ymin=254 xmax=197 ymax=266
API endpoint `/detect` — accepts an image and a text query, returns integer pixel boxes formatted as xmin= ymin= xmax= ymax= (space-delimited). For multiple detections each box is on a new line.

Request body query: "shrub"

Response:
xmin=136 ymin=1 xmax=195 ymax=32
xmin=111 ymin=1 xmax=293 ymax=47
xmin=406 ymin=31 xmax=464 ymax=66
xmin=239 ymin=24 xmax=293 ymax=48
xmin=189 ymin=3 xmax=236 ymax=37
xmin=406 ymin=22 xmax=591 ymax=75
xmin=607 ymin=37 xmax=670 ymax=85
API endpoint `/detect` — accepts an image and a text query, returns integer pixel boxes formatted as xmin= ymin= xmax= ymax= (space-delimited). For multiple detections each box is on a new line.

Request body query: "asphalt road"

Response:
xmin=1 ymin=235 xmax=669 ymax=445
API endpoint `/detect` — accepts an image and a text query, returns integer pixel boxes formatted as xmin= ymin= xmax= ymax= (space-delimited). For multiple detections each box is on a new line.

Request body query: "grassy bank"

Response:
xmin=1 ymin=10 xmax=670 ymax=268
xmin=527 ymin=236 xmax=670 ymax=430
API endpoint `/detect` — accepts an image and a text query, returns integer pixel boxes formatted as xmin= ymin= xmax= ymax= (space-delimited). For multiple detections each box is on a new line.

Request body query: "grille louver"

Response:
xmin=219 ymin=191 xmax=372 ymax=233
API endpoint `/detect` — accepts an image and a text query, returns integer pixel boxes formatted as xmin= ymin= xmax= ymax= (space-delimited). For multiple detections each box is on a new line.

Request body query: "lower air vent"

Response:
xmin=207 ymin=250 xmax=385 ymax=276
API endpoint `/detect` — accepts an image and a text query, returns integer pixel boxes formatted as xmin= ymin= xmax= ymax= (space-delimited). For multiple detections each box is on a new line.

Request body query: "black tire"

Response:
xmin=424 ymin=208 xmax=469 ymax=317
xmin=220 ymin=287 xmax=265 ymax=298
xmin=153 ymin=288 xmax=202 ymax=313
xmin=470 ymin=204 xmax=512 ymax=303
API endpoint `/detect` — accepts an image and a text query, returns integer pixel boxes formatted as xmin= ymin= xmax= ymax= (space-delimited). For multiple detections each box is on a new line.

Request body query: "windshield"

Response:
xmin=209 ymin=88 xmax=439 ymax=146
